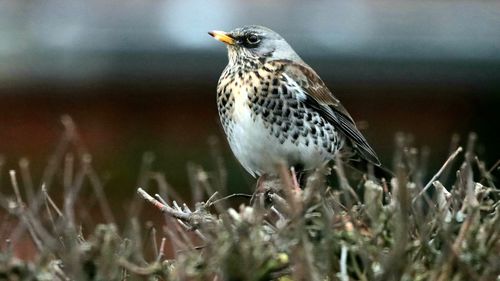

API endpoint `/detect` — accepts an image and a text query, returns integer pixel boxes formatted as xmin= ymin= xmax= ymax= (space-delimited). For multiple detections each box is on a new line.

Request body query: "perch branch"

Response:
xmin=137 ymin=188 xmax=216 ymax=229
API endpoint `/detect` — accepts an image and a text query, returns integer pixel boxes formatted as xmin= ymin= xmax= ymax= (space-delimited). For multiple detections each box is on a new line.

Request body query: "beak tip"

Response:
xmin=208 ymin=30 xmax=235 ymax=45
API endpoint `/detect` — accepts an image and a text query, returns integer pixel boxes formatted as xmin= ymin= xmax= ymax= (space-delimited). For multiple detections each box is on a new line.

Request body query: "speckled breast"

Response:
xmin=216 ymin=62 xmax=343 ymax=176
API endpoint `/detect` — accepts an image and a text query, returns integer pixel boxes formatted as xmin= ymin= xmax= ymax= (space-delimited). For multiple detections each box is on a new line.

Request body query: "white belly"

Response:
xmin=225 ymin=89 xmax=333 ymax=177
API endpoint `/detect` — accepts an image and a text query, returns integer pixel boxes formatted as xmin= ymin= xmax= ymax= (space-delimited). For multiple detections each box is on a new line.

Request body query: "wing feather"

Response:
xmin=273 ymin=59 xmax=381 ymax=166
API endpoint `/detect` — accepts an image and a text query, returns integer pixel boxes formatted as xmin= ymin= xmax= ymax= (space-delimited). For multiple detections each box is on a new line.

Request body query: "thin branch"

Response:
xmin=9 ymin=170 xmax=23 ymax=206
xmin=156 ymin=237 xmax=167 ymax=262
xmin=18 ymin=158 xmax=35 ymax=205
xmin=339 ymin=245 xmax=349 ymax=281
xmin=413 ymin=146 xmax=463 ymax=203
xmin=87 ymin=164 xmax=116 ymax=224
xmin=209 ymin=193 xmax=253 ymax=206
xmin=42 ymin=185 xmax=63 ymax=218
xmin=137 ymin=188 xmax=216 ymax=229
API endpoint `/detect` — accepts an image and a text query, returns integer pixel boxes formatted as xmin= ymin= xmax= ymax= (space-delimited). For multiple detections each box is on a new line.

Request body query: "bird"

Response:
xmin=208 ymin=25 xmax=386 ymax=181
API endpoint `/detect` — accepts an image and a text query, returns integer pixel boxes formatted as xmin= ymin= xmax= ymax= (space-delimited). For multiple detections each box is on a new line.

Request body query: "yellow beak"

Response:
xmin=208 ymin=30 xmax=235 ymax=45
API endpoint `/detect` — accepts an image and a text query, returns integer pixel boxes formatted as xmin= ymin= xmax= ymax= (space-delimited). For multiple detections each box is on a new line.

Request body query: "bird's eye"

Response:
xmin=246 ymin=34 xmax=260 ymax=45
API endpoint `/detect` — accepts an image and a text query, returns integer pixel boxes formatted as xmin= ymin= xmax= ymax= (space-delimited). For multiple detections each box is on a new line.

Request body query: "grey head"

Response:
xmin=209 ymin=25 xmax=303 ymax=66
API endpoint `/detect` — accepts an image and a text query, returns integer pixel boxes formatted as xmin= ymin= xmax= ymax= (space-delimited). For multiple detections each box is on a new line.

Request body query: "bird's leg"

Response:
xmin=256 ymin=174 xmax=268 ymax=192
xmin=250 ymin=174 xmax=268 ymax=205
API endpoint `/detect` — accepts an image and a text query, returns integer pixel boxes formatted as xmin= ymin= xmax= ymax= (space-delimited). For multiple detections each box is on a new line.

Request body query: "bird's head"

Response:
xmin=209 ymin=25 xmax=302 ymax=67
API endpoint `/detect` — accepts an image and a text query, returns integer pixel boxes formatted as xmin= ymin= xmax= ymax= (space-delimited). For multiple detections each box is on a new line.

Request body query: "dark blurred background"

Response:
xmin=1 ymin=0 xmax=499 ymax=203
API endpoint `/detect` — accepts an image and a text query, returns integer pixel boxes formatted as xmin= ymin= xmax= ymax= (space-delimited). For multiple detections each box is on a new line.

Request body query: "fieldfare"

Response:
xmin=209 ymin=25 xmax=384 ymax=180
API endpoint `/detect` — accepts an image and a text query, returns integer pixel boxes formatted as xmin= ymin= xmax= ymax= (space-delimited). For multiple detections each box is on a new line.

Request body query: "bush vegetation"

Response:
xmin=0 ymin=116 xmax=498 ymax=280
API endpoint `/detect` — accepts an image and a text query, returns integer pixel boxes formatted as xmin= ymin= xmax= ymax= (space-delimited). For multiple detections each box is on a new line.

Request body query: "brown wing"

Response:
xmin=273 ymin=59 xmax=381 ymax=166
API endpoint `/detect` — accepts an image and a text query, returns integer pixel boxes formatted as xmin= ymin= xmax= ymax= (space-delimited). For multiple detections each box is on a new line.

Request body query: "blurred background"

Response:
xmin=1 ymin=0 xmax=499 ymax=206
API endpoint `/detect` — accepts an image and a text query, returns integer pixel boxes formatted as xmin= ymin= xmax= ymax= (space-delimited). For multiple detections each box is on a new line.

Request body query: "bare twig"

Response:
xmin=87 ymin=164 xmax=116 ymax=224
xmin=42 ymin=185 xmax=62 ymax=241
xmin=9 ymin=170 xmax=44 ymax=251
xmin=150 ymin=226 xmax=158 ymax=258
xmin=9 ymin=170 xmax=23 ymax=206
xmin=334 ymin=155 xmax=360 ymax=206
xmin=209 ymin=193 xmax=253 ymax=206
xmin=137 ymin=188 xmax=216 ymax=229
xmin=413 ymin=146 xmax=463 ymax=203
xmin=339 ymin=245 xmax=349 ymax=281
xmin=156 ymin=237 xmax=167 ymax=262
xmin=18 ymin=158 xmax=35 ymax=206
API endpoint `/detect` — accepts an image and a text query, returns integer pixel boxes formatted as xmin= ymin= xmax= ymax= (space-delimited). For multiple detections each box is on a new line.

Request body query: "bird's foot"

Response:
xmin=251 ymin=174 xmax=283 ymax=206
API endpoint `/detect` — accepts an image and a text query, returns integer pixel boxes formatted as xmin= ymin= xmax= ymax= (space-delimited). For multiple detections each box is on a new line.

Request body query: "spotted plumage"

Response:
xmin=210 ymin=25 xmax=381 ymax=178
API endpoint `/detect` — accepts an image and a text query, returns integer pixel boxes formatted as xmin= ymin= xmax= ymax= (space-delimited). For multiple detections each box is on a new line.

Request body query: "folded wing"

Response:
xmin=274 ymin=60 xmax=381 ymax=166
